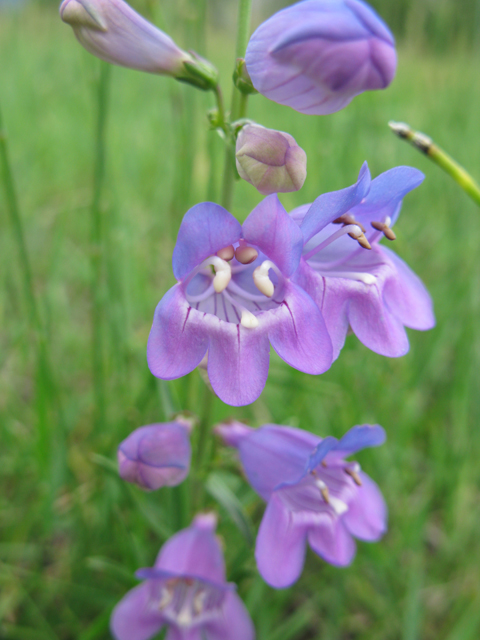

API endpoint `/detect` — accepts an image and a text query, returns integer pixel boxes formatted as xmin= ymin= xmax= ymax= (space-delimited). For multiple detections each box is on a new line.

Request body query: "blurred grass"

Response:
xmin=1 ymin=4 xmax=480 ymax=640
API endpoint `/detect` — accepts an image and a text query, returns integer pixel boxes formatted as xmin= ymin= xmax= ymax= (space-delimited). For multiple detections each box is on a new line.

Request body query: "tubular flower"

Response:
xmin=117 ymin=421 xmax=192 ymax=491
xmin=245 ymin=0 xmax=396 ymax=115
xmin=111 ymin=513 xmax=255 ymax=640
xmin=292 ymin=162 xmax=435 ymax=359
xmin=235 ymin=124 xmax=307 ymax=195
xmin=216 ymin=422 xmax=387 ymax=588
xmin=147 ymin=197 xmax=333 ymax=407
xmin=59 ymin=0 xmax=193 ymax=76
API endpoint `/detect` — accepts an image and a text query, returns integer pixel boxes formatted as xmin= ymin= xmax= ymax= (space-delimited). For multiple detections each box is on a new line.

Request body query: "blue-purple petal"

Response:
xmin=342 ymin=471 xmax=387 ymax=541
xmin=242 ymin=194 xmax=304 ymax=277
xmin=266 ymin=281 xmax=333 ymax=375
xmin=204 ymin=591 xmax=255 ymax=640
xmin=307 ymin=514 xmax=356 ymax=567
xmin=300 ymin=162 xmax=371 ymax=242
xmin=334 ymin=424 xmax=386 ymax=456
xmin=172 ymin=203 xmax=242 ymax=281
xmin=238 ymin=425 xmax=320 ymax=500
xmin=110 ymin=583 xmax=164 ymax=640
xmin=255 ymin=493 xmax=308 ymax=588
xmin=147 ymin=285 xmax=208 ymax=380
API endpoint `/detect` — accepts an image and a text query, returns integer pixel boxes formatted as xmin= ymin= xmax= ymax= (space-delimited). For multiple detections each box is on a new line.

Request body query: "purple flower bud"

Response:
xmin=236 ymin=124 xmax=307 ymax=195
xmin=59 ymin=0 xmax=192 ymax=76
xmin=117 ymin=422 xmax=191 ymax=491
xmin=245 ymin=0 xmax=397 ymax=115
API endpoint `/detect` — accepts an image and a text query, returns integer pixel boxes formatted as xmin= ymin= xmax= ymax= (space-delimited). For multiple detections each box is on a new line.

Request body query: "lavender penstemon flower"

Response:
xmin=117 ymin=421 xmax=192 ymax=491
xmin=292 ymin=162 xmax=435 ymax=358
xmin=245 ymin=0 xmax=396 ymax=115
xmin=147 ymin=197 xmax=333 ymax=406
xmin=111 ymin=513 xmax=255 ymax=640
xmin=217 ymin=422 xmax=387 ymax=588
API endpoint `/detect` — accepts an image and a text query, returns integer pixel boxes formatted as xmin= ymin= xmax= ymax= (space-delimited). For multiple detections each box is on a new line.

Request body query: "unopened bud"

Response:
xmin=60 ymin=0 xmax=195 ymax=77
xmin=235 ymin=124 xmax=307 ymax=195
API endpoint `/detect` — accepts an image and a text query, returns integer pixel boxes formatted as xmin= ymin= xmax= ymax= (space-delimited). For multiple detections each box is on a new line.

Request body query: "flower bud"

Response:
xmin=245 ymin=0 xmax=396 ymax=115
xmin=235 ymin=124 xmax=307 ymax=195
xmin=59 ymin=0 xmax=193 ymax=77
xmin=117 ymin=422 xmax=191 ymax=491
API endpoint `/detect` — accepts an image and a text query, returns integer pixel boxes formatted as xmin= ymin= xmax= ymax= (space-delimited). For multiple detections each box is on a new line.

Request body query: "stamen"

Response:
xmin=253 ymin=261 xmax=275 ymax=298
xmin=158 ymin=585 xmax=174 ymax=610
xmin=319 ymin=271 xmax=376 ymax=285
xmin=371 ymin=218 xmax=396 ymax=241
xmin=313 ymin=477 xmax=330 ymax=504
xmin=186 ymin=282 xmax=215 ymax=303
xmin=240 ymin=309 xmax=259 ymax=329
xmin=333 ymin=213 xmax=366 ymax=233
xmin=209 ymin=256 xmax=231 ymax=293
xmin=345 ymin=467 xmax=362 ymax=486
xmin=227 ymin=280 xmax=270 ymax=302
xmin=217 ymin=245 xmax=235 ymax=261
xmin=235 ymin=245 xmax=258 ymax=264
xmin=303 ymin=224 xmax=366 ymax=261
xmin=328 ymin=496 xmax=348 ymax=516
xmin=193 ymin=589 xmax=207 ymax=615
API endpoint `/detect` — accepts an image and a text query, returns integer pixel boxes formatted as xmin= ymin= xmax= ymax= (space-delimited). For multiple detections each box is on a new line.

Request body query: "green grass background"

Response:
xmin=1 ymin=3 xmax=480 ymax=640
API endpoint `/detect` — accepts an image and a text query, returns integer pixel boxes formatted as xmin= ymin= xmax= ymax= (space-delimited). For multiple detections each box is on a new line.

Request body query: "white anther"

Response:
xmin=176 ymin=604 xmax=193 ymax=628
xmin=329 ymin=496 xmax=348 ymax=516
xmin=253 ymin=261 xmax=275 ymax=298
xmin=314 ymin=478 xmax=327 ymax=491
xmin=384 ymin=216 xmax=392 ymax=227
xmin=158 ymin=586 xmax=174 ymax=610
xmin=193 ymin=590 xmax=206 ymax=615
xmin=241 ymin=310 xmax=259 ymax=329
xmin=210 ymin=257 xmax=231 ymax=293
xmin=346 ymin=224 xmax=363 ymax=239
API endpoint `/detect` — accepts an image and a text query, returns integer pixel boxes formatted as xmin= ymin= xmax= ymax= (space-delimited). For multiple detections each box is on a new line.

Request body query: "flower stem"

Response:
xmin=389 ymin=121 xmax=480 ymax=207
xmin=90 ymin=62 xmax=111 ymax=429
xmin=220 ymin=0 xmax=253 ymax=210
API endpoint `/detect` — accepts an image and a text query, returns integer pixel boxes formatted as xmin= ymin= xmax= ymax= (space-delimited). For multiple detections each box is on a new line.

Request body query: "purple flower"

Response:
xmin=147 ymin=197 xmax=333 ymax=406
xmin=216 ymin=422 xmax=387 ymax=588
xmin=59 ymin=0 xmax=192 ymax=76
xmin=235 ymin=124 xmax=307 ymax=195
xmin=291 ymin=162 xmax=435 ymax=359
xmin=118 ymin=422 xmax=192 ymax=491
xmin=245 ymin=0 xmax=396 ymax=115
xmin=111 ymin=513 xmax=255 ymax=640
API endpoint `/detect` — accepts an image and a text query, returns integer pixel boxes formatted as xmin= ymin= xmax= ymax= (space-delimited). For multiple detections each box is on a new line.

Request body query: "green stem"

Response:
xmin=91 ymin=62 xmax=111 ymax=429
xmin=192 ymin=383 xmax=215 ymax=510
xmin=389 ymin=121 xmax=480 ymax=207
xmin=220 ymin=0 xmax=253 ymax=210
xmin=0 ymin=102 xmax=65 ymax=476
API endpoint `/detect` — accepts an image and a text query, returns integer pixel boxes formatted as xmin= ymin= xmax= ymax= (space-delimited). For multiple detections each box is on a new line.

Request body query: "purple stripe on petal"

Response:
xmin=301 ymin=162 xmax=371 ymax=242
xmin=255 ymin=493 xmax=308 ymax=588
xmin=242 ymin=194 xmax=304 ymax=277
xmin=110 ymin=583 xmax=164 ymax=640
xmin=147 ymin=285 xmax=208 ymax=380
xmin=173 ymin=203 xmax=242 ymax=281
xmin=207 ymin=322 xmax=270 ymax=407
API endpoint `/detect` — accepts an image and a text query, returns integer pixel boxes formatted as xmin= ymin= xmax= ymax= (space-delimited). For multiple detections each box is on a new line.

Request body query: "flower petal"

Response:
xmin=172 ymin=203 xmax=242 ymax=281
xmin=334 ymin=424 xmax=386 ymax=456
xmin=266 ymin=280 xmax=333 ymax=374
xmin=351 ymin=166 xmax=424 ymax=231
xmin=242 ymin=194 xmax=304 ymax=277
xmin=110 ymin=583 xmax=164 ymax=640
xmin=204 ymin=591 xmax=255 ymax=640
xmin=147 ymin=285 xmax=208 ymax=380
xmin=255 ymin=493 xmax=308 ymax=588
xmin=238 ymin=425 xmax=320 ymax=500
xmin=307 ymin=514 xmax=356 ymax=567
xmin=165 ymin=628 xmax=202 ymax=640
xmin=215 ymin=421 xmax=254 ymax=448
xmin=381 ymin=246 xmax=435 ymax=330
xmin=153 ymin=514 xmax=225 ymax=583
xmin=342 ymin=471 xmax=387 ymax=542
xmin=207 ymin=321 xmax=271 ymax=407
xmin=300 ymin=162 xmax=371 ymax=243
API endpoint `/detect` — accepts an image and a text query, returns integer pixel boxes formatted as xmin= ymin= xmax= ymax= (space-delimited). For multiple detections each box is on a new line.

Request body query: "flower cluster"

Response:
xmin=59 ymin=0 xmax=436 ymax=638
xmin=147 ymin=162 xmax=434 ymax=405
